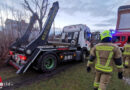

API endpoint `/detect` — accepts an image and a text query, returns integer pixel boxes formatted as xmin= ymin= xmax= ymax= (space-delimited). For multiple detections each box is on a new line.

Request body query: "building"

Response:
xmin=5 ymin=19 xmax=28 ymax=31
xmin=5 ymin=19 xmax=29 ymax=38
xmin=4 ymin=19 xmax=40 ymax=42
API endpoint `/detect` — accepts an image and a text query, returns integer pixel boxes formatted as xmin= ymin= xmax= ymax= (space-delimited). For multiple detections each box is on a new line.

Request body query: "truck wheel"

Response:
xmin=81 ymin=51 xmax=86 ymax=62
xmin=39 ymin=54 xmax=57 ymax=72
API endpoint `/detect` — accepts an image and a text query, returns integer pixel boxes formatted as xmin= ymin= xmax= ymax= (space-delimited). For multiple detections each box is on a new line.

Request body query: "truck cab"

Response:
xmin=112 ymin=5 xmax=130 ymax=48
xmin=61 ymin=24 xmax=91 ymax=50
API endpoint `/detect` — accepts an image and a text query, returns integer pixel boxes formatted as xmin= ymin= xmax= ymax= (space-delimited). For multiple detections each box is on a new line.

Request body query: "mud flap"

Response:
xmin=16 ymin=48 xmax=41 ymax=74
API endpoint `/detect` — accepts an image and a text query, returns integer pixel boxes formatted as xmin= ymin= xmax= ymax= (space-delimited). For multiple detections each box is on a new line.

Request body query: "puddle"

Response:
xmin=123 ymin=77 xmax=130 ymax=85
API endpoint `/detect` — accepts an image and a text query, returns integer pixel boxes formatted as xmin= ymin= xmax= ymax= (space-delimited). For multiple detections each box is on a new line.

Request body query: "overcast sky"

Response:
xmin=0 ymin=0 xmax=130 ymax=31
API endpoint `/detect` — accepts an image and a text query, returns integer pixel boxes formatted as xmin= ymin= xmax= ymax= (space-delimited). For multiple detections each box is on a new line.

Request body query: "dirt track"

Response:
xmin=2 ymin=61 xmax=80 ymax=90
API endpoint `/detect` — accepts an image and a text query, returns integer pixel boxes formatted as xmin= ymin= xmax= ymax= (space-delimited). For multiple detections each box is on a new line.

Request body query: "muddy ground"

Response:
xmin=0 ymin=61 xmax=80 ymax=90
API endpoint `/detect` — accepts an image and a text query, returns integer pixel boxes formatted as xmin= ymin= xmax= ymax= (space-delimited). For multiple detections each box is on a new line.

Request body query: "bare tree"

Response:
xmin=0 ymin=5 xmax=10 ymax=60
xmin=23 ymin=0 xmax=48 ymax=31
xmin=0 ymin=3 xmax=28 ymax=60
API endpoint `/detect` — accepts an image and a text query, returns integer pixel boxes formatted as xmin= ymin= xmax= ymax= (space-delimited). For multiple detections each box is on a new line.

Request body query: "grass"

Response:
xmin=0 ymin=66 xmax=18 ymax=80
xmin=18 ymin=62 xmax=130 ymax=90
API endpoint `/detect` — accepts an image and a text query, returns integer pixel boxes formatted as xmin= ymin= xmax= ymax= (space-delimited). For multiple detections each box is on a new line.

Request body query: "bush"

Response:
xmin=0 ymin=30 xmax=16 ymax=60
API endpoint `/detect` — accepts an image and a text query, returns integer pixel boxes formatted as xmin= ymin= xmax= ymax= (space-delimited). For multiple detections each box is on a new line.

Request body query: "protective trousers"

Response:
xmin=123 ymin=57 xmax=130 ymax=77
xmin=124 ymin=57 xmax=129 ymax=67
xmin=94 ymin=71 xmax=111 ymax=90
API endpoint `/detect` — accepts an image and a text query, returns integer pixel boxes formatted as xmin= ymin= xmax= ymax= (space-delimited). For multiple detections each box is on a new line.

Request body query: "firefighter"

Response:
xmin=86 ymin=30 xmax=124 ymax=90
xmin=123 ymin=42 xmax=130 ymax=68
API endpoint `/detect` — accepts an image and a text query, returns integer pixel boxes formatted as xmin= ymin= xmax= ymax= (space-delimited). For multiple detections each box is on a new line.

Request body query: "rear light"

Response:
xmin=9 ymin=51 xmax=13 ymax=55
xmin=19 ymin=55 xmax=27 ymax=61
xmin=73 ymin=53 xmax=76 ymax=56
xmin=60 ymin=55 xmax=64 ymax=59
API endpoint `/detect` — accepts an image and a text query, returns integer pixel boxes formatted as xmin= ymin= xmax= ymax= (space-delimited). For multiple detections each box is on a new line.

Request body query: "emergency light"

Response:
xmin=111 ymin=31 xmax=116 ymax=34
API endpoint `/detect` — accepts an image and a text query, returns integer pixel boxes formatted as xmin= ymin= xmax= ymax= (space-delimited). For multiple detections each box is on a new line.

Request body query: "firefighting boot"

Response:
xmin=94 ymin=88 xmax=98 ymax=90
xmin=124 ymin=65 xmax=128 ymax=68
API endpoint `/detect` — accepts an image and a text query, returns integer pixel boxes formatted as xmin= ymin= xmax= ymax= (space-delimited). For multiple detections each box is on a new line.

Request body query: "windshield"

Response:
xmin=119 ymin=13 xmax=130 ymax=29
xmin=112 ymin=36 xmax=120 ymax=43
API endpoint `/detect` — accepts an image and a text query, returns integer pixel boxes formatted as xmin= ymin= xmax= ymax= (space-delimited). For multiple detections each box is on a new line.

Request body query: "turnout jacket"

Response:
xmin=87 ymin=43 xmax=123 ymax=73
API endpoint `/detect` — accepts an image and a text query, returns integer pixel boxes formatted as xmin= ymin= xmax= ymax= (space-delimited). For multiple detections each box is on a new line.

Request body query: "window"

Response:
xmin=68 ymin=32 xmax=74 ymax=39
xmin=128 ymin=36 xmax=130 ymax=43
xmin=119 ymin=13 xmax=130 ymax=29
xmin=73 ymin=32 xmax=78 ymax=39
xmin=122 ymin=36 xmax=126 ymax=41
xmin=112 ymin=36 xmax=120 ymax=43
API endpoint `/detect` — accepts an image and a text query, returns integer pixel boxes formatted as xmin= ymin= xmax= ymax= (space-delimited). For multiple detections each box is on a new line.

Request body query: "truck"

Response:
xmin=90 ymin=31 xmax=100 ymax=48
xmin=6 ymin=1 xmax=90 ymax=74
xmin=112 ymin=5 xmax=130 ymax=48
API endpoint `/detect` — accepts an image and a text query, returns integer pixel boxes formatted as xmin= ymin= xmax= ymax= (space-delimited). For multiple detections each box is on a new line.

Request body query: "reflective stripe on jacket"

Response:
xmin=123 ymin=44 xmax=130 ymax=55
xmin=89 ymin=43 xmax=123 ymax=73
xmin=95 ymin=46 xmax=114 ymax=72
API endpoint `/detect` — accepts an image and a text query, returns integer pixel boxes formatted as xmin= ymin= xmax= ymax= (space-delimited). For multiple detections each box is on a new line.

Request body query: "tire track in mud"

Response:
xmin=2 ymin=61 xmax=81 ymax=90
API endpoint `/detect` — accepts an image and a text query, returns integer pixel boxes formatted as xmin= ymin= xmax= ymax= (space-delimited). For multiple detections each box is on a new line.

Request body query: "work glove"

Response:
xmin=124 ymin=65 xmax=128 ymax=68
xmin=86 ymin=67 xmax=91 ymax=72
xmin=118 ymin=72 xmax=123 ymax=79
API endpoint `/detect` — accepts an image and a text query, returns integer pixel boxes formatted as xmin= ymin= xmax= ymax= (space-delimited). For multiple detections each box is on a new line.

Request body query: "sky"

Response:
xmin=0 ymin=0 xmax=130 ymax=32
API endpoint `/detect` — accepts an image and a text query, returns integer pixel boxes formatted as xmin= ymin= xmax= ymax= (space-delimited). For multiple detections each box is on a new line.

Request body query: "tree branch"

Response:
xmin=34 ymin=0 xmax=40 ymax=9
xmin=41 ymin=0 xmax=48 ymax=20
xmin=41 ymin=0 xmax=45 ymax=10
xmin=24 ymin=0 xmax=34 ymax=14
xmin=22 ymin=0 xmax=48 ymax=31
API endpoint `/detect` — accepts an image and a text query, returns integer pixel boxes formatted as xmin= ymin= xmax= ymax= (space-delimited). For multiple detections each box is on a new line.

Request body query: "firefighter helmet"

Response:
xmin=100 ymin=30 xmax=112 ymax=40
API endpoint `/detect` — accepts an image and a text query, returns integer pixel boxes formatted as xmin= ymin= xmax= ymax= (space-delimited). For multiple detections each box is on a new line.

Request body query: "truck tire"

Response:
xmin=38 ymin=54 xmax=57 ymax=72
